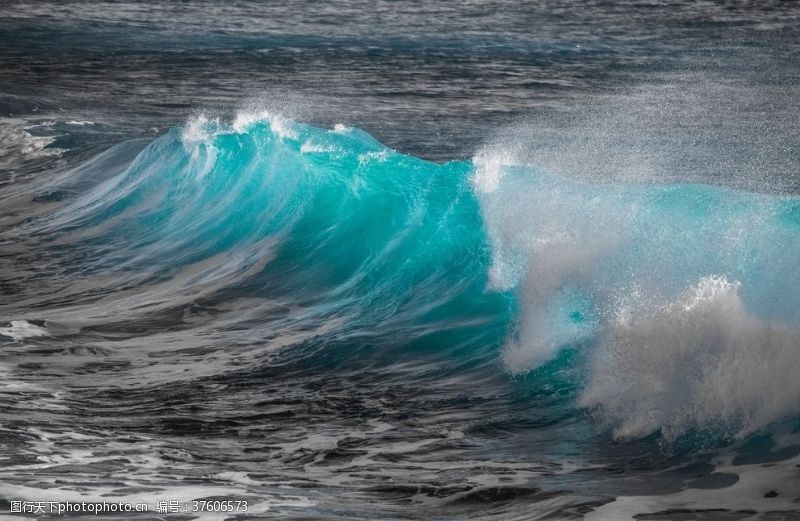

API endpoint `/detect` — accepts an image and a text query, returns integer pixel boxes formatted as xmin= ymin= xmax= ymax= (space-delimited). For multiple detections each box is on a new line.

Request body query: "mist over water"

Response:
xmin=1 ymin=1 xmax=800 ymax=520
xmin=473 ymin=68 xmax=800 ymax=442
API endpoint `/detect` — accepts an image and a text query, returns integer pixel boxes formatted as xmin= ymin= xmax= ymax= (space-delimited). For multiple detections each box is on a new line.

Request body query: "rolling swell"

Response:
xmin=10 ymin=112 xmax=511 ymax=375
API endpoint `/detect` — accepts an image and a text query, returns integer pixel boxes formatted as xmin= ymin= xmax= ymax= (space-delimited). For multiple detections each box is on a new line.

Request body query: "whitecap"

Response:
xmin=0 ymin=320 xmax=50 ymax=342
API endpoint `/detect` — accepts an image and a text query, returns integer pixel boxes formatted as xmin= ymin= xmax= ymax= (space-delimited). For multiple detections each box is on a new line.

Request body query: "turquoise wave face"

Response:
xmin=42 ymin=115 xmax=513 ymax=364
xmin=37 ymin=113 xmax=800 ymax=441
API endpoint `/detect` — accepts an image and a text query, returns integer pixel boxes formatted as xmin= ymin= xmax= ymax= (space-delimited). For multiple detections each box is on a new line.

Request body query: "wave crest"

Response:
xmin=474 ymin=144 xmax=800 ymax=438
xmin=580 ymin=276 xmax=800 ymax=440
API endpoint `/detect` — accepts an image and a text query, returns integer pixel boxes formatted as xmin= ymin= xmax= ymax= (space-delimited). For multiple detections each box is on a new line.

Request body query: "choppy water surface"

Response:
xmin=1 ymin=2 xmax=800 ymax=520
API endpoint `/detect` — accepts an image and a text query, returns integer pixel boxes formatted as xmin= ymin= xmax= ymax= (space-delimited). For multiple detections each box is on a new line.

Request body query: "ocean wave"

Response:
xmin=12 ymin=112 xmax=505 ymax=386
xmin=13 ymin=111 xmax=800 ymax=442
xmin=474 ymin=135 xmax=800 ymax=438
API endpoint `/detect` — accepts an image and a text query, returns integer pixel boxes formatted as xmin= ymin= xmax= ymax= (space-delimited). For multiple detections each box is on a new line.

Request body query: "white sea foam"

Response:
xmin=473 ymin=72 xmax=800 ymax=439
xmin=473 ymin=149 xmax=625 ymax=370
xmin=0 ymin=320 xmax=50 ymax=341
xmin=181 ymin=114 xmax=216 ymax=145
xmin=478 ymin=160 xmax=800 ymax=437
xmin=586 ymin=452 xmax=800 ymax=520
xmin=232 ymin=109 xmax=297 ymax=139
xmin=580 ymin=276 xmax=800 ymax=440
xmin=357 ymin=150 xmax=389 ymax=165
xmin=471 ymin=148 xmax=516 ymax=195
xmin=300 ymin=140 xmax=336 ymax=154
xmin=182 ymin=110 xmax=299 ymax=149
xmin=0 ymin=120 xmax=63 ymax=171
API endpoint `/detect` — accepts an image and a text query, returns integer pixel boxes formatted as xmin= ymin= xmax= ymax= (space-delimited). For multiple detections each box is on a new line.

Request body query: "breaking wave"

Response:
xmin=15 ymin=110 xmax=800 ymax=442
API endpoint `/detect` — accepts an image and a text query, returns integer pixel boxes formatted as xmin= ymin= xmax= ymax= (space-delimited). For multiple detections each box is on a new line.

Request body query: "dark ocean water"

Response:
xmin=1 ymin=2 xmax=800 ymax=520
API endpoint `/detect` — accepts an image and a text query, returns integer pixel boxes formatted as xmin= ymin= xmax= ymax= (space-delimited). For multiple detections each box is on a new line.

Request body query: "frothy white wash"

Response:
xmin=472 ymin=149 xmax=623 ymax=371
xmin=473 ymin=75 xmax=800 ymax=438
xmin=580 ymin=276 xmax=800 ymax=440
xmin=586 ymin=451 xmax=800 ymax=520
xmin=0 ymin=320 xmax=50 ymax=342
xmin=232 ymin=109 xmax=298 ymax=139
xmin=181 ymin=109 xmax=344 ymax=160
xmin=0 ymin=119 xmax=64 ymax=172
xmin=182 ymin=109 xmax=299 ymax=147
xmin=475 ymin=151 xmax=800 ymax=438
xmin=181 ymin=113 xmax=224 ymax=148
